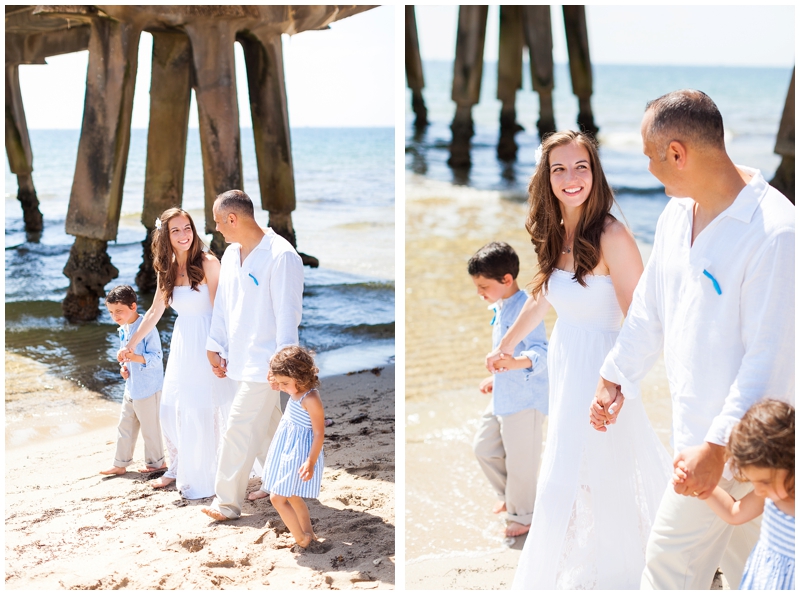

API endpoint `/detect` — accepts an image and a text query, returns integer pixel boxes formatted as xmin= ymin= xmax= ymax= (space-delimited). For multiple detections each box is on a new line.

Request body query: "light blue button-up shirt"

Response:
xmin=119 ymin=315 xmax=164 ymax=400
xmin=491 ymin=289 xmax=549 ymax=417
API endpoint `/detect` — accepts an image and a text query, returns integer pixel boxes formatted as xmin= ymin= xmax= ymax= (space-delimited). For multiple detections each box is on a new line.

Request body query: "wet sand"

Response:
xmin=405 ymin=174 xmax=673 ymax=588
xmin=5 ymin=354 xmax=395 ymax=590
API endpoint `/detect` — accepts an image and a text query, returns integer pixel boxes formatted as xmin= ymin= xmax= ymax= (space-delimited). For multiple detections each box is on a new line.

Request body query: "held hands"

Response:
xmin=298 ymin=459 xmax=315 ymax=481
xmin=672 ymin=442 xmax=726 ymax=499
xmin=207 ymin=350 xmax=227 ymax=378
xmin=485 ymin=348 xmax=510 ymax=373
xmin=479 ymin=376 xmax=494 ymax=394
xmin=589 ymin=378 xmax=624 ymax=432
xmin=117 ymin=347 xmax=132 ymax=363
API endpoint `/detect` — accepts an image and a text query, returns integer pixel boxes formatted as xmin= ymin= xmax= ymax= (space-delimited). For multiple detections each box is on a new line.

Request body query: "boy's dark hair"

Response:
xmin=467 ymin=242 xmax=519 ymax=283
xmin=105 ymin=285 xmax=138 ymax=308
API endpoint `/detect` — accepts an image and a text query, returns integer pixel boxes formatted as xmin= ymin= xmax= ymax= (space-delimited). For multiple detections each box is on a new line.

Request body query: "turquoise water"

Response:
xmin=407 ymin=61 xmax=792 ymax=243
xmin=5 ymin=127 xmax=395 ymax=400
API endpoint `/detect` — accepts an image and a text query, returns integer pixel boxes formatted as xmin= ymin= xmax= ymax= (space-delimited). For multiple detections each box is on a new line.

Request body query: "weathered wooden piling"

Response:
xmin=240 ymin=29 xmax=307 ymax=266
xmin=137 ymin=32 xmax=193 ymax=293
xmin=449 ymin=5 xmax=488 ymax=168
xmin=405 ymin=6 xmax=428 ymax=130
xmin=496 ymin=6 xmax=524 ymax=161
xmin=562 ymin=6 xmax=597 ymax=135
xmin=521 ymin=6 xmax=556 ymax=138
xmin=61 ymin=11 xmax=143 ymax=321
xmin=5 ymin=64 xmax=43 ymax=234
xmin=6 ymin=5 xmax=372 ymax=320
xmin=5 ymin=8 xmax=91 ymax=235
xmin=770 ymin=68 xmax=795 ymax=204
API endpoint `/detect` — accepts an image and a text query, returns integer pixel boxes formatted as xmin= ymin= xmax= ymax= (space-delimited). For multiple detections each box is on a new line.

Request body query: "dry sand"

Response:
xmin=5 ymin=353 xmax=395 ymax=590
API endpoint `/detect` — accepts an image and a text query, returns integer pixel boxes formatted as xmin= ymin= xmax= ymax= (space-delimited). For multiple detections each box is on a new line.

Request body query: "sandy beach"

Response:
xmin=405 ymin=175 xmax=675 ymax=589
xmin=5 ymin=353 xmax=395 ymax=590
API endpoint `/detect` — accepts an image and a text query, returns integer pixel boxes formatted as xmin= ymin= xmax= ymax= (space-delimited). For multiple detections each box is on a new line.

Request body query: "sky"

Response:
xmin=414 ymin=5 xmax=795 ymax=67
xmin=16 ymin=5 xmax=395 ymax=129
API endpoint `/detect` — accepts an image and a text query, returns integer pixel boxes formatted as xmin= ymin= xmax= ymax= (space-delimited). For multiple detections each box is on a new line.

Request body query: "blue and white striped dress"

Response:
xmin=262 ymin=389 xmax=324 ymax=498
xmin=739 ymin=498 xmax=795 ymax=590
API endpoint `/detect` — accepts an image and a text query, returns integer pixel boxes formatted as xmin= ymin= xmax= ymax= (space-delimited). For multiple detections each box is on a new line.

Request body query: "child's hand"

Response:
xmin=479 ymin=376 xmax=494 ymax=394
xmin=298 ymin=460 xmax=314 ymax=481
xmin=120 ymin=364 xmax=129 ymax=380
xmin=672 ymin=460 xmax=688 ymax=485
xmin=267 ymin=370 xmax=279 ymax=391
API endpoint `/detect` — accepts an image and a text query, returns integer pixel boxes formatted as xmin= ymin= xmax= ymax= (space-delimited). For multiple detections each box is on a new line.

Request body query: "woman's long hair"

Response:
xmin=526 ymin=131 xmax=618 ymax=298
xmin=152 ymin=208 xmax=208 ymax=306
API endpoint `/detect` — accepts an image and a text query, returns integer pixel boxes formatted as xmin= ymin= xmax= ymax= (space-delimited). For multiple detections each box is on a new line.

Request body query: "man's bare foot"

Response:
xmin=295 ymin=532 xmax=313 ymax=548
xmin=247 ymin=490 xmax=269 ymax=501
xmin=100 ymin=466 xmax=127 ymax=475
xmin=150 ymin=476 xmax=176 ymax=489
xmin=492 ymin=500 xmax=507 ymax=514
xmin=139 ymin=463 xmax=168 ymax=473
xmin=201 ymin=507 xmax=229 ymax=522
xmin=504 ymin=521 xmax=530 ymax=537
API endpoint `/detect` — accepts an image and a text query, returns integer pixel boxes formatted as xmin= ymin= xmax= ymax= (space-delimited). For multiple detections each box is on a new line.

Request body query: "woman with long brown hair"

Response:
xmin=485 ymin=131 xmax=671 ymax=588
xmin=121 ymin=207 xmax=235 ymax=499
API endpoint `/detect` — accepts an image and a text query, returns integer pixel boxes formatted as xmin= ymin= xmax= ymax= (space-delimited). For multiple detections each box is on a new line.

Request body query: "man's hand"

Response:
xmin=479 ymin=376 xmax=494 ymax=394
xmin=672 ymin=442 xmax=726 ymax=499
xmin=207 ymin=350 xmax=227 ymax=378
xmin=589 ymin=377 xmax=624 ymax=432
xmin=485 ymin=349 xmax=512 ymax=373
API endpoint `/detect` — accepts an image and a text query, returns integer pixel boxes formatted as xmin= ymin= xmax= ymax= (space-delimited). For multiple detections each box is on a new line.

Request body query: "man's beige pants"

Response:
xmin=473 ymin=403 xmax=546 ymax=526
xmin=641 ymin=476 xmax=761 ymax=589
xmin=211 ymin=381 xmax=283 ymax=519
xmin=113 ymin=390 xmax=164 ymax=469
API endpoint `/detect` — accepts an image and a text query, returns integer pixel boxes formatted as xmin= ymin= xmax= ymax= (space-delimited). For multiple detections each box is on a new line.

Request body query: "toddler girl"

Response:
xmin=263 ymin=346 xmax=325 ymax=548
xmin=675 ymin=399 xmax=794 ymax=590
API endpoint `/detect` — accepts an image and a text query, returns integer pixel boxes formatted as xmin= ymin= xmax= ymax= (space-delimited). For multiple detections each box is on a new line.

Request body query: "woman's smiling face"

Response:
xmin=168 ymin=214 xmax=193 ymax=253
xmin=549 ymin=141 xmax=594 ymax=210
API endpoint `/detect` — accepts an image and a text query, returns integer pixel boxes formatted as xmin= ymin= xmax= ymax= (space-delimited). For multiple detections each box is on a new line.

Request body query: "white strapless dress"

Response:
xmin=160 ymin=284 xmax=236 ymax=499
xmin=513 ymin=269 xmax=671 ymax=590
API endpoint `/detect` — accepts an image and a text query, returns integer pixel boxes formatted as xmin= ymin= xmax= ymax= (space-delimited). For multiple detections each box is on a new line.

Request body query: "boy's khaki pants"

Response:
xmin=473 ymin=403 xmax=545 ymax=526
xmin=113 ymin=390 xmax=164 ymax=469
xmin=641 ymin=476 xmax=761 ymax=589
xmin=211 ymin=381 xmax=283 ymax=519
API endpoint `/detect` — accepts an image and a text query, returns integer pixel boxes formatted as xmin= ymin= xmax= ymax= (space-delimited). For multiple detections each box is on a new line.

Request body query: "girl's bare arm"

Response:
xmin=705 ymin=486 xmax=765 ymax=526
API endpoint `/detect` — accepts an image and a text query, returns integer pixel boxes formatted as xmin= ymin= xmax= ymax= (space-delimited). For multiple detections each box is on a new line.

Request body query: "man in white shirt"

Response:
xmin=202 ymin=189 xmax=304 ymax=521
xmin=590 ymin=90 xmax=794 ymax=589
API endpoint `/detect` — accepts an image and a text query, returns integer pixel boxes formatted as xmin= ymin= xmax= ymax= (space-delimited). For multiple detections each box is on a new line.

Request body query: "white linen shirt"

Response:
xmin=600 ymin=166 xmax=794 ymax=456
xmin=206 ymin=229 xmax=304 ymax=383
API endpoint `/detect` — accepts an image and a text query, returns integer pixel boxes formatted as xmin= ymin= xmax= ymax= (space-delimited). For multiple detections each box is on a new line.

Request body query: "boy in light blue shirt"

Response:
xmin=100 ymin=285 xmax=166 ymax=476
xmin=468 ymin=242 xmax=548 ymax=538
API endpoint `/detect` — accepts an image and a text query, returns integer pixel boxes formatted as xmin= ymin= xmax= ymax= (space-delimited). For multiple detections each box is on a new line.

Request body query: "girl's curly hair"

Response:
xmin=270 ymin=346 xmax=320 ymax=393
xmin=727 ymin=399 xmax=794 ymax=498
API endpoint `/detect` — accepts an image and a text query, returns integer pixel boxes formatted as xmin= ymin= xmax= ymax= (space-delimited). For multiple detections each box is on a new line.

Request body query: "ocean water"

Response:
xmin=407 ymin=61 xmax=792 ymax=244
xmin=5 ymin=127 xmax=395 ymax=401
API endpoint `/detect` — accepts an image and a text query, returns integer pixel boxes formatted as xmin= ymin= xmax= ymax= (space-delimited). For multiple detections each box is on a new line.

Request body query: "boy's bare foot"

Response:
xmin=492 ymin=500 xmax=507 ymax=514
xmin=296 ymin=532 xmax=313 ymax=548
xmin=139 ymin=463 xmax=168 ymax=473
xmin=247 ymin=490 xmax=269 ymax=501
xmin=100 ymin=466 xmax=127 ymax=475
xmin=505 ymin=521 xmax=530 ymax=537
xmin=201 ymin=507 xmax=228 ymax=522
xmin=150 ymin=476 xmax=176 ymax=489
